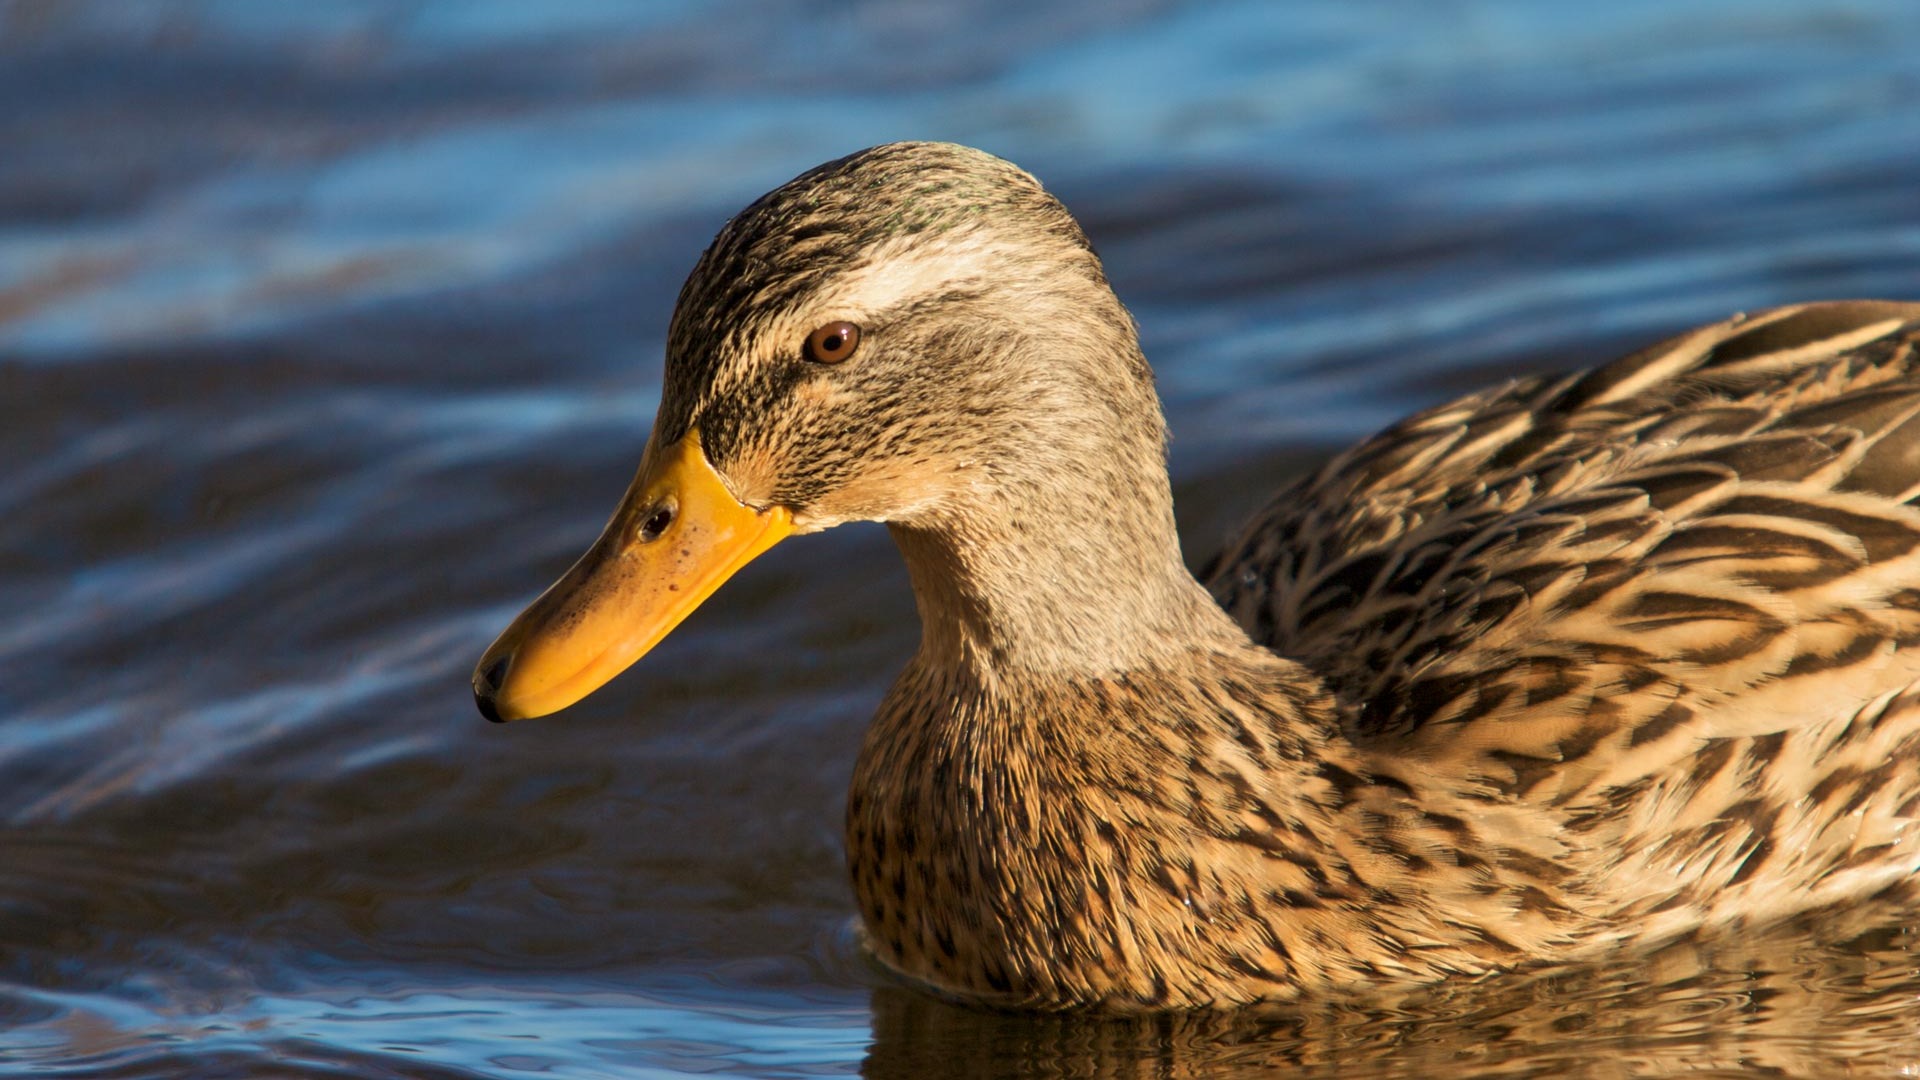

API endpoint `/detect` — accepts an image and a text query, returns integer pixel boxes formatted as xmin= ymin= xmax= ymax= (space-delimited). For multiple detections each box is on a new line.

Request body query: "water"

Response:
xmin=3 ymin=1 xmax=1918 ymax=1075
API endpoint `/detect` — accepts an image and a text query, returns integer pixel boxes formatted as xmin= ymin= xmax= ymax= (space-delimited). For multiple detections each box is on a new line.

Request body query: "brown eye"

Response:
xmin=804 ymin=321 xmax=861 ymax=364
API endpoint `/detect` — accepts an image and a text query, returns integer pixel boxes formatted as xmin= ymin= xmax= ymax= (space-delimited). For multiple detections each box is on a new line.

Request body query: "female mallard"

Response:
xmin=473 ymin=142 xmax=1920 ymax=1011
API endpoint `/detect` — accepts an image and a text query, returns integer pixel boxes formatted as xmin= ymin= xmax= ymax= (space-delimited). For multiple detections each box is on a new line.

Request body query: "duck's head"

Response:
xmin=473 ymin=142 xmax=1170 ymax=721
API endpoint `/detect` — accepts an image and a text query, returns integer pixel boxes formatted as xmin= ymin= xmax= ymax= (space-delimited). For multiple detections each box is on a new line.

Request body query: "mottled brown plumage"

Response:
xmin=542 ymin=142 xmax=1920 ymax=1010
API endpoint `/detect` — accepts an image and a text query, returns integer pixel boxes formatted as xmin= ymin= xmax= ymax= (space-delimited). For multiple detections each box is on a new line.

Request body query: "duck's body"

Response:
xmin=474 ymin=142 xmax=1920 ymax=1011
xmin=856 ymin=300 xmax=1920 ymax=1008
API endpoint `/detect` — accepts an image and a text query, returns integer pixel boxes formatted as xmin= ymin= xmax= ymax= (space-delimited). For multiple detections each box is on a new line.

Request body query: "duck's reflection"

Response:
xmin=862 ymin=911 xmax=1920 ymax=1079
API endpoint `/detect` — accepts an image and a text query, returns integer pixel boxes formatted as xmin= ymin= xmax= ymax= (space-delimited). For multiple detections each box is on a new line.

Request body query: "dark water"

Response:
xmin=4 ymin=2 xmax=1919 ymax=1076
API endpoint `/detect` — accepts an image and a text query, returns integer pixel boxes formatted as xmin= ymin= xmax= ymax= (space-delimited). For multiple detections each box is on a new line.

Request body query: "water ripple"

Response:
xmin=4 ymin=1 xmax=1919 ymax=1076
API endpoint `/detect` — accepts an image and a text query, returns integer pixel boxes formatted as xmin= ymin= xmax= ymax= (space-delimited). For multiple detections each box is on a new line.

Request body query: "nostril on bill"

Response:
xmin=637 ymin=501 xmax=676 ymax=543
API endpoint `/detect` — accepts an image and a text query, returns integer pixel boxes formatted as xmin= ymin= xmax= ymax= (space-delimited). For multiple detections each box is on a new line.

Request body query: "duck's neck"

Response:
xmin=887 ymin=449 xmax=1250 ymax=680
xmin=861 ymin=467 xmax=1367 ymax=1006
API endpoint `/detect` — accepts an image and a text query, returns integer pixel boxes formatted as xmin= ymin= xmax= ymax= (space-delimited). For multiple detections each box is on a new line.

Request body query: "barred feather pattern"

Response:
xmin=851 ymin=644 xmax=1599 ymax=1010
xmin=848 ymin=294 xmax=1920 ymax=1011
xmin=1199 ymin=301 xmax=1920 ymax=970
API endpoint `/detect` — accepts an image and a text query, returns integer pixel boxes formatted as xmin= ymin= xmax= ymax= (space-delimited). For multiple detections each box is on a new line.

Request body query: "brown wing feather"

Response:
xmin=1197 ymin=302 xmax=1920 ymax=961
xmin=1210 ymin=302 xmax=1920 ymax=764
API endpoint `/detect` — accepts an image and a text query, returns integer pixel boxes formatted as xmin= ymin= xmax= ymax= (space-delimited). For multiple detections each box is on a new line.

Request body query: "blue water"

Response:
xmin=3 ymin=2 xmax=1918 ymax=1076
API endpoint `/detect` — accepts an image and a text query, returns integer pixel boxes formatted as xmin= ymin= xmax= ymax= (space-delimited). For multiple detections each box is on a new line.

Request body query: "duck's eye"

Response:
xmin=804 ymin=321 xmax=861 ymax=364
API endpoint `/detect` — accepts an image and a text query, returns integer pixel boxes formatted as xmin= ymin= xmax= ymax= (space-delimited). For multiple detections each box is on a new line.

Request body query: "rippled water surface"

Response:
xmin=5 ymin=2 xmax=1920 ymax=1076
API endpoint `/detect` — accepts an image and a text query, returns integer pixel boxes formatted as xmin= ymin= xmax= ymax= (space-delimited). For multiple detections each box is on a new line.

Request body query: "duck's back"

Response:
xmin=1210 ymin=302 xmax=1920 ymax=930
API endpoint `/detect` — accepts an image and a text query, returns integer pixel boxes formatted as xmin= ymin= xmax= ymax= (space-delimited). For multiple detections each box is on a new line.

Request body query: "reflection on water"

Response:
xmin=868 ymin=916 xmax=1920 ymax=1079
xmin=7 ymin=915 xmax=1920 ymax=1077
xmin=3 ymin=1 xmax=1919 ymax=1077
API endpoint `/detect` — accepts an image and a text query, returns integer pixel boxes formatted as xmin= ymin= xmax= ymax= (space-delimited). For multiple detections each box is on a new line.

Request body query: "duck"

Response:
xmin=472 ymin=141 xmax=1920 ymax=1012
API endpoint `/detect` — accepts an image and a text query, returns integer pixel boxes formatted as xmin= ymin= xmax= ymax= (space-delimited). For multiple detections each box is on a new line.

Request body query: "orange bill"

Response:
xmin=472 ymin=430 xmax=791 ymax=721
